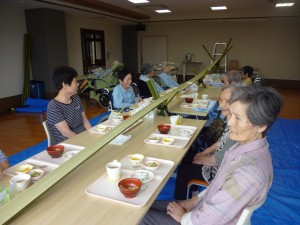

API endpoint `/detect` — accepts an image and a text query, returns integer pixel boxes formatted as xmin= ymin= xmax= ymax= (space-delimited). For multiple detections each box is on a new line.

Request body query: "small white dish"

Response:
xmin=143 ymin=160 xmax=160 ymax=171
xmin=162 ymin=137 xmax=175 ymax=145
xmin=130 ymin=170 xmax=154 ymax=183
xmin=147 ymin=136 xmax=160 ymax=143
xmin=96 ymin=124 xmax=107 ymax=132
xmin=178 ymin=129 xmax=193 ymax=137
xmin=15 ymin=164 xmax=33 ymax=175
xmin=9 ymin=174 xmax=31 ymax=191
xmin=63 ymin=151 xmax=80 ymax=159
xmin=128 ymin=154 xmax=144 ymax=168
xmin=112 ymin=116 xmax=123 ymax=123
xmin=29 ymin=169 xmax=45 ymax=181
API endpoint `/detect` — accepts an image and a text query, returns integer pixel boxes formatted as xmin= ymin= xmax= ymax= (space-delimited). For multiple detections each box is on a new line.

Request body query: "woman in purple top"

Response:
xmin=139 ymin=85 xmax=283 ymax=225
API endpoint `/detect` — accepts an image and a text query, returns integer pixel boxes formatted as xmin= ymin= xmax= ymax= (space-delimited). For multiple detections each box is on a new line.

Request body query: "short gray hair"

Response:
xmin=141 ymin=63 xmax=154 ymax=74
xmin=229 ymin=85 xmax=283 ymax=135
xmin=224 ymin=70 xmax=242 ymax=85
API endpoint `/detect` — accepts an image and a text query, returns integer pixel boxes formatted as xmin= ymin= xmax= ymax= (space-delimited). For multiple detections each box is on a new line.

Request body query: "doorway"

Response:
xmin=81 ymin=29 xmax=106 ymax=74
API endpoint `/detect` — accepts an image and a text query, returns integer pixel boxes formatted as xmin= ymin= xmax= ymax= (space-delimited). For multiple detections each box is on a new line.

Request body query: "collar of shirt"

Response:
xmin=139 ymin=74 xmax=149 ymax=82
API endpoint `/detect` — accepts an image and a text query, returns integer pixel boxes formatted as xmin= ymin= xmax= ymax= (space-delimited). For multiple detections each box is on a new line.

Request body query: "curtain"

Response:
xmin=22 ymin=34 xmax=31 ymax=105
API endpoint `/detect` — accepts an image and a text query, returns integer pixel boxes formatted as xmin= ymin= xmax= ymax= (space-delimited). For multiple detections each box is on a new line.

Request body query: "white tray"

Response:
xmin=85 ymin=157 xmax=174 ymax=207
xmin=88 ymin=119 xmax=143 ymax=134
xmin=180 ymin=100 xmax=210 ymax=109
xmin=152 ymin=124 xmax=197 ymax=140
xmin=32 ymin=143 xmax=85 ymax=166
xmin=4 ymin=143 xmax=85 ymax=177
xmin=144 ymin=136 xmax=189 ymax=148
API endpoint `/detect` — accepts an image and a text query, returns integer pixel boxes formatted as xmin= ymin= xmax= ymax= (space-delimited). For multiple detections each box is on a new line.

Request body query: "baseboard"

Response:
xmin=0 ymin=94 xmax=23 ymax=115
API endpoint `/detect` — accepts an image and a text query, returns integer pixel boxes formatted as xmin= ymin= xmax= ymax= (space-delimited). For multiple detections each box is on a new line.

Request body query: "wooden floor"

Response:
xmin=0 ymin=88 xmax=299 ymax=157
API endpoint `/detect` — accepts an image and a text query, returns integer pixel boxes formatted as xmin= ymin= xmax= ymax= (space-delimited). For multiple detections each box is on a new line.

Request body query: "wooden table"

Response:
xmin=6 ymin=116 xmax=205 ymax=225
xmin=168 ymin=86 xmax=222 ymax=118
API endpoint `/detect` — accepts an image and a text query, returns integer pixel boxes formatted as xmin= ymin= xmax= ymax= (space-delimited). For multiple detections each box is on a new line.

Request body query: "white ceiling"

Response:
xmin=2 ymin=0 xmax=299 ymax=24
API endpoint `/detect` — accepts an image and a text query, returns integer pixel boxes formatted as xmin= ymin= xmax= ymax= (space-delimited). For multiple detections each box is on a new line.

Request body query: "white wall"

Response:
xmin=65 ymin=15 xmax=123 ymax=75
xmin=139 ymin=18 xmax=300 ymax=80
xmin=0 ymin=6 xmax=27 ymax=99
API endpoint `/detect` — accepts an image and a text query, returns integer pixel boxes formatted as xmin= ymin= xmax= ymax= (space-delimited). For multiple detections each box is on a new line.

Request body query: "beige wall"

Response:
xmin=139 ymin=18 xmax=300 ymax=80
xmin=65 ymin=15 xmax=123 ymax=75
xmin=0 ymin=6 xmax=27 ymax=99
xmin=0 ymin=5 xmax=299 ymax=100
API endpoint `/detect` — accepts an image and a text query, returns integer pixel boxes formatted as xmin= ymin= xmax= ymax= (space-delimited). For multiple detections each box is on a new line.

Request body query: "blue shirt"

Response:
xmin=0 ymin=150 xmax=7 ymax=162
xmin=112 ymin=84 xmax=138 ymax=109
xmin=158 ymin=72 xmax=179 ymax=89
xmin=139 ymin=75 xmax=164 ymax=93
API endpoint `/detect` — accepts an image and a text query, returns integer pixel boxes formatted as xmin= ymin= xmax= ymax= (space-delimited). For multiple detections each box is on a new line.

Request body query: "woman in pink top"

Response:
xmin=139 ymin=85 xmax=283 ymax=225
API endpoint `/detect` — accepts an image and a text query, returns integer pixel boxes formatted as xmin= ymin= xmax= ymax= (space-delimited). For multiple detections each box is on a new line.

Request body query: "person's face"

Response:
xmin=120 ymin=73 xmax=132 ymax=90
xmin=218 ymin=88 xmax=232 ymax=117
xmin=241 ymin=71 xmax=247 ymax=79
xmin=64 ymin=78 xmax=78 ymax=95
xmin=227 ymin=101 xmax=266 ymax=145
xmin=222 ymin=75 xmax=229 ymax=86
xmin=148 ymin=70 xmax=155 ymax=78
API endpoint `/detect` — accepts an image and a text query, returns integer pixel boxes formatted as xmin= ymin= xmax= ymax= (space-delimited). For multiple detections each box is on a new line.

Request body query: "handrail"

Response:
xmin=0 ymin=42 xmax=232 ymax=224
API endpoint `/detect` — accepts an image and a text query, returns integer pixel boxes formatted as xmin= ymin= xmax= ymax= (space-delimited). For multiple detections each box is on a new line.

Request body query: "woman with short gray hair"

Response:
xmin=222 ymin=70 xmax=242 ymax=86
xmin=139 ymin=85 xmax=283 ymax=225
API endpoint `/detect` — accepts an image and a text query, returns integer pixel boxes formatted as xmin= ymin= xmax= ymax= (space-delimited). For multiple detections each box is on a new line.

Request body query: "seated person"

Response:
xmin=222 ymin=70 xmax=242 ymax=86
xmin=157 ymin=63 xmax=179 ymax=89
xmin=138 ymin=63 xmax=164 ymax=98
xmin=0 ymin=149 xmax=10 ymax=171
xmin=174 ymin=85 xmax=237 ymax=200
xmin=139 ymin=85 xmax=283 ymax=225
xmin=47 ymin=66 xmax=92 ymax=145
xmin=241 ymin=65 xmax=253 ymax=86
xmin=112 ymin=68 xmax=142 ymax=109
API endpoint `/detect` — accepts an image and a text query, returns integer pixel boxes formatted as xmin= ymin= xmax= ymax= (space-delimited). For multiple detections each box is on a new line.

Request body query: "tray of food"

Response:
xmin=85 ymin=156 xmax=174 ymax=207
xmin=180 ymin=100 xmax=210 ymax=109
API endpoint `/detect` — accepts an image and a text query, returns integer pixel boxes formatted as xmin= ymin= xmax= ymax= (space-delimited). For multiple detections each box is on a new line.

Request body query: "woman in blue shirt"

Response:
xmin=112 ymin=68 xmax=142 ymax=109
xmin=158 ymin=63 xmax=179 ymax=89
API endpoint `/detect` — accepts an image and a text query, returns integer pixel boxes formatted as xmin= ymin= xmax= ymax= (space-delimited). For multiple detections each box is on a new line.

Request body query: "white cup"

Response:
xmin=170 ymin=115 xmax=179 ymax=125
xmin=202 ymin=94 xmax=209 ymax=100
xmin=106 ymin=160 xmax=122 ymax=181
xmin=9 ymin=174 xmax=31 ymax=192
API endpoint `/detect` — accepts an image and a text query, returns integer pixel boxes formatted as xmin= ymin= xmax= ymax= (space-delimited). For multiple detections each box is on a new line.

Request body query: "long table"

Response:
xmin=168 ymin=86 xmax=222 ymax=117
xmin=5 ymin=116 xmax=205 ymax=224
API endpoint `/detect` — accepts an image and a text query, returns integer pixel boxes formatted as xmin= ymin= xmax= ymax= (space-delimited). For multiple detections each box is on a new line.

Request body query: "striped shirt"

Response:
xmin=46 ymin=95 xmax=85 ymax=145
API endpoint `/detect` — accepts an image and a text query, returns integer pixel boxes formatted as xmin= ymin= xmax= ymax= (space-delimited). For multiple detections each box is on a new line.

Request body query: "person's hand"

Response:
xmin=192 ymin=152 xmax=206 ymax=164
xmin=167 ymin=201 xmax=186 ymax=222
xmin=178 ymin=197 xmax=198 ymax=212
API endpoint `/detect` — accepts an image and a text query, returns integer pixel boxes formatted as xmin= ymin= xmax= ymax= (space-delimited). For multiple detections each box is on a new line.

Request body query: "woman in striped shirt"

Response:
xmin=47 ymin=66 xmax=91 ymax=145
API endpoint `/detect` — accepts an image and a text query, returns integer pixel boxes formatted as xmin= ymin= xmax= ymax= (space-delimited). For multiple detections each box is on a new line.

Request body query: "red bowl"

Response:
xmin=123 ymin=115 xmax=130 ymax=120
xmin=46 ymin=145 xmax=64 ymax=158
xmin=157 ymin=124 xmax=171 ymax=134
xmin=118 ymin=178 xmax=142 ymax=198
xmin=185 ymin=97 xmax=194 ymax=103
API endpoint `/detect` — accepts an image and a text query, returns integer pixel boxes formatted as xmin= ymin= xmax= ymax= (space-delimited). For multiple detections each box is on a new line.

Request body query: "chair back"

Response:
xmin=42 ymin=120 xmax=52 ymax=147
xmin=236 ymin=173 xmax=273 ymax=225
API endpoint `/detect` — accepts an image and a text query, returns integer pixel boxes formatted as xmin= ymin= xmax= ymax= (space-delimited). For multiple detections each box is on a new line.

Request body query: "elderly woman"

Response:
xmin=174 ymin=85 xmax=237 ymax=200
xmin=112 ymin=68 xmax=142 ymax=109
xmin=47 ymin=66 xmax=92 ymax=145
xmin=222 ymin=70 xmax=242 ymax=86
xmin=139 ymin=85 xmax=283 ymax=225
xmin=137 ymin=63 xmax=164 ymax=98
xmin=158 ymin=63 xmax=179 ymax=89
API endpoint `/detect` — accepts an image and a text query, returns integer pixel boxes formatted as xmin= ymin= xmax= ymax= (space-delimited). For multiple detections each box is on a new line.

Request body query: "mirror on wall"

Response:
xmin=81 ymin=29 xmax=106 ymax=74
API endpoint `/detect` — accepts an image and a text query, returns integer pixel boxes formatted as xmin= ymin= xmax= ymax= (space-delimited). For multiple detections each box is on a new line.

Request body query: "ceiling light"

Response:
xmin=211 ymin=6 xmax=227 ymax=11
xmin=276 ymin=3 xmax=295 ymax=7
xmin=128 ymin=0 xmax=149 ymax=4
xmin=155 ymin=9 xmax=171 ymax=13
